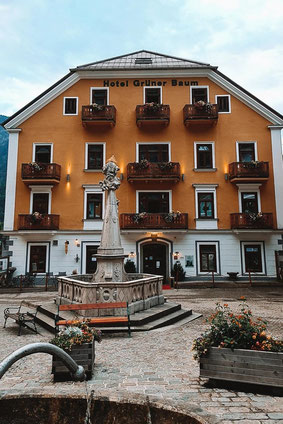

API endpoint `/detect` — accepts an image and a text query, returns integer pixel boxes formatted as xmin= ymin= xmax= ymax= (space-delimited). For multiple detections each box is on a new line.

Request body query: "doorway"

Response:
xmin=142 ymin=243 xmax=167 ymax=280
xmin=85 ymin=245 xmax=98 ymax=274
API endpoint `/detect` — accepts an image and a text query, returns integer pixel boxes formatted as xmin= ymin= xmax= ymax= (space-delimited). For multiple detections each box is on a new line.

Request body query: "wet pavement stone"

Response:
xmin=0 ymin=287 xmax=282 ymax=423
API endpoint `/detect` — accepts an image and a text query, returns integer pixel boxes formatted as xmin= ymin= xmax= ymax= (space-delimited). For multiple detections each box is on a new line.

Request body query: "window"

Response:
xmin=200 ymin=245 xmax=217 ymax=272
xmin=144 ymin=87 xmax=161 ymax=104
xmin=34 ymin=145 xmax=52 ymax=163
xmin=191 ymin=86 xmax=208 ymax=103
xmin=91 ymin=89 xmax=108 ymax=105
xmin=196 ymin=144 xmax=213 ymax=169
xmin=238 ymin=143 xmax=256 ymax=162
xmin=138 ymin=144 xmax=169 ymax=162
xmin=244 ymin=245 xmax=263 ymax=273
xmin=138 ymin=192 xmax=170 ymax=213
xmin=32 ymin=193 xmax=49 ymax=214
xmin=86 ymin=193 xmax=103 ymax=219
xmin=241 ymin=193 xmax=258 ymax=214
xmin=86 ymin=144 xmax=104 ymax=170
xmin=29 ymin=245 xmax=47 ymax=273
xmin=63 ymin=97 xmax=78 ymax=115
xmin=198 ymin=193 xmax=214 ymax=218
xmin=216 ymin=95 xmax=230 ymax=113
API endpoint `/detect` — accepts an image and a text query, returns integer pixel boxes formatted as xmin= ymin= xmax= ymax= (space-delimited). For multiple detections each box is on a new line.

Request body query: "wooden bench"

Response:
xmin=3 ymin=300 xmax=39 ymax=336
xmin=55 ymin=302 xmax=131 ymax=337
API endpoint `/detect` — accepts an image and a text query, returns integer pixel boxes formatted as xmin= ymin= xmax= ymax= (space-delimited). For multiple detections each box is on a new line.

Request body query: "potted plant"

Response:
xmin=133 ymin=159 xmax=150 ymax=170
xmin=50 ymin=320 xmax=102 ymax=380
xmin=91 ymin=102 xmax=104 ymax=112
xmin=28 ymin=162 xmax=44 ymax=173
xmin=143 ymin=102 xmax=163 ymax=114
xmin=164 ymin=210 xmax=181 ymax=223
xmin=192 ymin=299 xmax=283 ymax=388
xmin=132 ymin=212 xmax=147 ymax=224
xmin=158 ymin=161 xmax=175 ymax=171
xmin=30 ymin=211 xmax=43 ymax=224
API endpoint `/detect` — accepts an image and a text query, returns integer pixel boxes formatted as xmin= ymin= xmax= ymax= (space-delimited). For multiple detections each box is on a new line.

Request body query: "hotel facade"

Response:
xmin=2 ymin=50 xmax=283 ymax=281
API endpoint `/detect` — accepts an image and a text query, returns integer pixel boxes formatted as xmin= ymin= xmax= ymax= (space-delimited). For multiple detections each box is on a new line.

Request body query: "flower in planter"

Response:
xmin=29 ymin=162 xmax=44 ymax=173
xmin=30 ymin=211 xmax=43 ymax=224
xmin=158 ymin=162 xmax=175 ymax=171
xmin=192 ymin=300 xmax=283 ymax=361
xmin=132 ymin=212 xmax=147 ymax=224
xmin=91 ymin=103 xmax=104 ymax=112
xmin=164 ymin=210 xmax=181 ymax=223
xmin=194 ymin=100 xmax=213 ymax=114
xmin=143 ymin=102 xmax=163 ymax=114
xmin=50 ymin=320 xmax=102 ymax=351
xmin=133 ymin=159 xmax=150 ymax=170
xmin=248 ymin=211 xmax=263 ymax=223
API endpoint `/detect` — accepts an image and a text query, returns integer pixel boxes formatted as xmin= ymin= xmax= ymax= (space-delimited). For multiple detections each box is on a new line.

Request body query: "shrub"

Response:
xmin=192 ymin=298 xmax=283 ymax=361
xmin=50 ymin=320 xmax=102 ymax=351
xmin=171 ymin=261 xmax=186 ymax=281
xmin=124 ymin=259 xmax=136 ymax=273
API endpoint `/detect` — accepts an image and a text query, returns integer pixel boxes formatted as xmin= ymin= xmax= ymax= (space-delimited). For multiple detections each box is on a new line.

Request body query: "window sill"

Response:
xmin=83 ymin=169 xmax=103 ymax=173
xmin=195 ymin=218 xmax=219 ymax=221
xmin=82 ymin=218 xmax=103 ymax=222
xmin=193 ymin=168 xmax=217 ymax=172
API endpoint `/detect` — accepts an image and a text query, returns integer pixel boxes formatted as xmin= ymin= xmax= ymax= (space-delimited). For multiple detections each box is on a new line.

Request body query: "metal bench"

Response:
xmin=3 ymin=300 xmax=40 ymax=336
xmin=55 ymin=302 xmax=131 ymax=337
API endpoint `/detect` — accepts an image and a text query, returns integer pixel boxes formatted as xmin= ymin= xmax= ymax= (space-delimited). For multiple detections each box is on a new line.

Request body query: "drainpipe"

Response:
xmin=0 ymin=342 xmax=86 ymax=381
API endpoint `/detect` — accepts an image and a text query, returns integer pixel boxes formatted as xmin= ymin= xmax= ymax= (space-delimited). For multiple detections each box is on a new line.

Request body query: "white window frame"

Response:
xmin=236 ymin=141 xmax=258 ymax=162
xmin=136 ymin=142 xmax=171 ymax=162
xmin=29 ymin=185 xmax=52 ymax=214
xmin=85 ymin=142 xmax=106 ymax=171
xmin=136 ymin=190 xmax=172 ymax=213
xmin=83 ymin=185 xmax=105 ymax=220
xmin=196 ymin=241 xmax=220 ymax=275
xmin=63 ymin=97 xmax=78 ymax=116
xmin=194 ymin=142 xmax=215 ymax=169
xmin=215 ymin=94 xmax=231 ymax=114
xmin=190 ymin=85 xmax=209 ymax=103
xmin=90 ymin=87 xmax=109 ymax=105
xmin=143 ymin=86 xmax=162 ymax=104
xmin=27 ymin=242 xmax=49 ymax=274
xmin=236 ymin=184 xmax=262 ymax=213
xmin=32 ymin=143 xmax=53 ymax=163
xmin=241 ymin=241 xmax=266 ymax=275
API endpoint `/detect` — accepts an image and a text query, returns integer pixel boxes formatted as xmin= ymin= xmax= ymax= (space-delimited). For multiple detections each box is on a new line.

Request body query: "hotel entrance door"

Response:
xmin=142 ymin=243 xmax=167 ymax=280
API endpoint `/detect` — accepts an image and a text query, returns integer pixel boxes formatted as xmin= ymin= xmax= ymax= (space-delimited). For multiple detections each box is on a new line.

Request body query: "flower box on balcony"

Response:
xmin=200 ymin=347 xmax=283 ymax=388
xmin=136 ymin=104 xmax=170 ymax=127
xmin=82 ymin=105 xmax=116 ymax=127
xmin=183 ymin=103 xmax=218 ymax=127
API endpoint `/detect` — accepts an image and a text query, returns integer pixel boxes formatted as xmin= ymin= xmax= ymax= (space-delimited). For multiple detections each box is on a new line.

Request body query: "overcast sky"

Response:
xmin=1 ymin=0 xmax=283 ymax=117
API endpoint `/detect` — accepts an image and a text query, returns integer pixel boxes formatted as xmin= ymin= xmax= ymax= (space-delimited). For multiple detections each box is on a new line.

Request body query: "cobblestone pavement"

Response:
xmin=0 ymin=287 xmax=282 ymax=423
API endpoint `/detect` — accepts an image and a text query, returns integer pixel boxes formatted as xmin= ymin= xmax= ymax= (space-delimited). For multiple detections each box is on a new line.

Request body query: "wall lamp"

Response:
xmin=128 ymin=251 xmax=136 ymax=258
xmin=74 ymin=238 xmax=80 ymax=247
xmin=181 ymin=174 xmax=185 ymax=181
xmin=224 ymin=173 xmax=229 ymax=181
xmin=75 ymin=254 xmax=80 ymax=263
xmin=66 ymin=173 xmax=71 ymax=182
xmin=120 ymin=173 xmax=124 ymax=181
xmin=65 ymin=240 xmax=69 ymax=254
xmin=173 ymin=251 xmax=181 ymax=260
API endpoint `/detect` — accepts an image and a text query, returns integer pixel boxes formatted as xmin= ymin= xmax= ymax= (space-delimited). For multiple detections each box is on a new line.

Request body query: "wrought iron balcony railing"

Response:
xmin=21 ymin=163 xmax=61 ymax=182
xmin=183 ymin=103 xmax=218 ymax=126
xmin=82 ymin=105 xmax=116 ymax=126
xmin=18 ymin=214 xmax=60 ymax=230
xmin=229 ymin=162 xmax=269 ymax=181
xmin=120 ymin=213 xmax=188 ymax=230
xmin=230 ymin=213 xmax=273 ymax=229
xmin=127 ymin=162 xmax=180 ymax=182
xmin=136 ymin=104 xmax=170 ymax=126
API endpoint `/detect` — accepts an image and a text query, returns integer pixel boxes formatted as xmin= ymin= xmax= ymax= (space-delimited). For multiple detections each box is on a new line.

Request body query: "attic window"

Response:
xmin=135 ymin=58 xmax=152 ymax=65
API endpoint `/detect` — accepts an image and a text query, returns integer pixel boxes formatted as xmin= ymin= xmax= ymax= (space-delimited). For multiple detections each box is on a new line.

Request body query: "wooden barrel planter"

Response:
xmin=52 ymin=342 xmax=95 ymax=381
xmin=200 ymin=347 xmax=283 ymax=388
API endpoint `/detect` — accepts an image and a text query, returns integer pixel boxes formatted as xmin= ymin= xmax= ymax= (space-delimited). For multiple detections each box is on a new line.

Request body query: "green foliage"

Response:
xmin=50 ymin=320 xmax=102 ymax=351
xmin=124 ymin=259 xmax=136 ymax=273
xmin=192 ymin=299 xmax=283 ymax=361
xmin=171 ymin=261 xmax=186 ymax=280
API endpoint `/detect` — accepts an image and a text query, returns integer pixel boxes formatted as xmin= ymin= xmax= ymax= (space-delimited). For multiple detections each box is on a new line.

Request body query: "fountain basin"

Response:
xmin=0 ymin=395 xmax=205 ymax=424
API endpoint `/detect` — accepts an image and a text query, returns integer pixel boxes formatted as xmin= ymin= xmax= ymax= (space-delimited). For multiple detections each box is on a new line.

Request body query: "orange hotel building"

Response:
xmin=1 ymin=50 xmax=283 ymax=281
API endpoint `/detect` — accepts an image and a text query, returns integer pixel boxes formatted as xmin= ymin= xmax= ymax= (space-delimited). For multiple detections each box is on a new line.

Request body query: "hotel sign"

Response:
xmin=103 ymin=79 xmax=199 ymax=87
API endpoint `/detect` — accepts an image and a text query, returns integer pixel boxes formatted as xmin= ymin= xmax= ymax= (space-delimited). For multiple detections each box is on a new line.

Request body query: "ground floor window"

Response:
xmin=199 ymin=245 xmax=217 ymax=272
xmin=244 ymin=244 xmax=263 ymax=273
xmin=28 ymin=244 xmax=48 ymax=273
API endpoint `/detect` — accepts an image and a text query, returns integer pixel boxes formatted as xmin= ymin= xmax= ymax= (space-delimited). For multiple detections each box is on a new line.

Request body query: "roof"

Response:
xmin=72 ymin=50 xmax=216 ymax=71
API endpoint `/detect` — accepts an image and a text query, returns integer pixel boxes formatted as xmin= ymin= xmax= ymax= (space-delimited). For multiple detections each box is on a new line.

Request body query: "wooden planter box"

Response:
xmin=52 ymin=342 xmax=95 ymax=381
xmin=200 ymin=347 xmax=283 ymax=388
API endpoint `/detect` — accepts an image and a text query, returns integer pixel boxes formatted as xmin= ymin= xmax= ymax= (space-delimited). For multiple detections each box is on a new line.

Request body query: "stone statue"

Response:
xmin=99 ymin=156 xmax=121 ymax=191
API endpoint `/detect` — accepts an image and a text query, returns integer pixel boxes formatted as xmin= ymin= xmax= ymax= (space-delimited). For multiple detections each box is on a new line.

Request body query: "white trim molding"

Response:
xmin=85 ymin=142 xmax=106 ymax=170
xmin=270 ymin=127 xmax=283 ymax=228
xmin=27 ymin=242 xmax=49 ymax=274
xmin=236 ymin=184 xmax=262 ymax=213
xmin=196 ymin=241 xmax=220 ymax=275
xmin=83 ymin=185 xmax=105 ymax=231
xmin=29 ymin=185 xmax=53 ymax=214
xmin=136 ymin=190 xmax=172 ymax=213
xmin=143 ymin=86 xmax=162 ymax=104
xmin=3 ymin=129 xmax=21 ymax=231
xmin=236 ymin=141 xmax=258 ymax=162
xmin=193 ymin=184 xmax=218 ymax=230
xmin=90 ymin=87 xmax=109 ymax=105
xmin=241 ymin=241 xmax=266 ymax=275
xmin=63 ymin=96 xmax=78 ymax=115
xmin=194 ymin=141 xmax=215 ymax=169
xmin=190 ymin=85 xmax=209 ymax=103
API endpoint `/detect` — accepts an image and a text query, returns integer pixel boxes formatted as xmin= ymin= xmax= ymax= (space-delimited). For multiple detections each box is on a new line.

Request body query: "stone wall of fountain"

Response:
xmin=56 ymin=157 xmax=164 ymax=314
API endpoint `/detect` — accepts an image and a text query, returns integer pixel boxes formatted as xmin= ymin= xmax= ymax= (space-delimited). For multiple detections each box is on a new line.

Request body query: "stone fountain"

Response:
xmin=57 ymin=156 xmax=164 ymax=316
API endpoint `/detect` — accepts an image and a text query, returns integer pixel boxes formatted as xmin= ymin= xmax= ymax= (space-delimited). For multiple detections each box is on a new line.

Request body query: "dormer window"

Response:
xmin=135 ymin=58 xmax=152 ymax=64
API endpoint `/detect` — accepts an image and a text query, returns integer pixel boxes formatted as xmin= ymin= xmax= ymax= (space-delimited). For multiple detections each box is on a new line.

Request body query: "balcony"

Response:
xmin=127 ymin=162 xmax=181 ymax=183
xmin=18 ymin=214 xmax=60 ymax=230
xmin=82 ymin=105 xmax=116 ymax=127
xmin=229 ymin=162 xmax=269 ymax=183
xmin=183 ymin=103 xmax=218 ymax=127
xmin=136 ymin=104 xmax=170 ymax=127
xmin=230 ymin=213 xmax=273 ymax=230
xmin=21 ymin=163 xmax=61 ymax=184
xmin=120 ymin=213 xmax=188 ymax=230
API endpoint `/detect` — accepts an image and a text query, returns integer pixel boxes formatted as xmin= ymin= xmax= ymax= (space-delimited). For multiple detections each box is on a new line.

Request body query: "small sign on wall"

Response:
xmin=185 ymin=255 xmax=194 ymax=267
